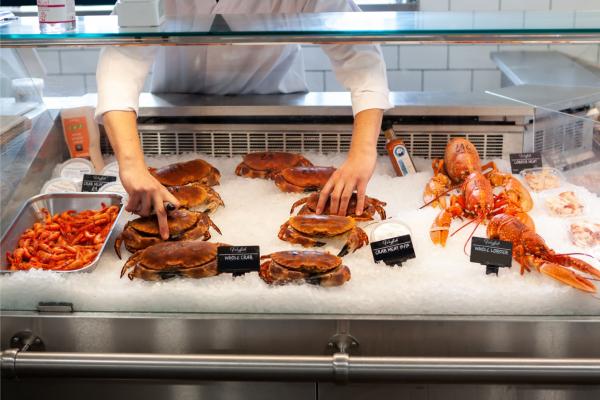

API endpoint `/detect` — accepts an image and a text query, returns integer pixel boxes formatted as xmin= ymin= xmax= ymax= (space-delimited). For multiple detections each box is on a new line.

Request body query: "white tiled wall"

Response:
xmin=36 ymin=0 xmax=600 ymax=97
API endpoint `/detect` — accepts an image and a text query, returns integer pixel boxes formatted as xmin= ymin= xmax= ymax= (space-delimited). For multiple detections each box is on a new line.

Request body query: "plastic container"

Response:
xmin=519 ymin=167 xmax=565 ymax=192
xmin=11 ymin=78 xmax=44 ymax=103
xmin=100 ymin=161 xmax=120 ymax=178
xmin=99 ymin=181 xmax=128 ymax=203
xmin=37 ymin=0 xmax=76 ymax=33
xmin=41 ymin=177 xmax=79 ymax=194
xmin=0 ymin=193 xmax=124 ymax=273
xmin=567 ymin=218 xmax=600 ymax=249
xmin=59 ymin=158 xmax=94 ymax=180
xmin=370 ymin=219 xmax=412 ymax=242
xmin=543 ymin=190 xmax=585 ymax=218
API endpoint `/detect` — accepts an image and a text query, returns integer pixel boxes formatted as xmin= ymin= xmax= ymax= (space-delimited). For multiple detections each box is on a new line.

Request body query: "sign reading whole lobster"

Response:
xmin=421 ymin=138 xmax=600 ymax=294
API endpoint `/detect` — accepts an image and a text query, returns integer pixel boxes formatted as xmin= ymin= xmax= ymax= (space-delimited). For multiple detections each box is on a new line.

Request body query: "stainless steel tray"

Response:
xmin=0 ymin=192 xmax=124 ymax=273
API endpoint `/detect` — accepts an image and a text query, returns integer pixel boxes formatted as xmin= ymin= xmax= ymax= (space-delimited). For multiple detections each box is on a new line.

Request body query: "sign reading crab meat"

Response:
xmin=235 ymin=152 xmax=313 ymax=179
xmin=149 ymin=159 xmax=221 ymax=187
xmin=278 ymin=214 xmax=369 ymax=257
xmin=260 ymin=250 xmax=351 ymax=287
xmin=370 ymin=235 xmax=416 ymax=266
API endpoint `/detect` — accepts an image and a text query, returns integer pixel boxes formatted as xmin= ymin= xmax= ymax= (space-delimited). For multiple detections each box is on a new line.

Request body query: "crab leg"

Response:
xmin=120 ymin=252 xmax=141 ymax=279
xmin=290 ymin=198 xmax=309 ymax=214
xmin=278 ymin=222 xmax=326 ymax=248
xmin=339 ymin=227 xmax=369 ymax=257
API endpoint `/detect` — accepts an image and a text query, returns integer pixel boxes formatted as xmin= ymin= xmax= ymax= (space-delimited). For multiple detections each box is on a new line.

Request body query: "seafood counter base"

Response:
xmin=1 ymin=155 xmax=599 ymax=316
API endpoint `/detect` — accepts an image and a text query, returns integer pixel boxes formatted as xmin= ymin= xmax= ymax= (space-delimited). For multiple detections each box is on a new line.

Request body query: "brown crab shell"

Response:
xmin=150 ymin=159 xmax=221 ymax=187
xmin=267 ymin=250 xmax=342 ymax=273
xmin=288 ymin=215 xmax=355 ymax=236
xmin=293 ymin=193 xmax=387 ymax=220
xmin=167 ymin=183 xmax=224 ymax=212
xmin=235 ymin=152 xmax=313 ymax=179
xmin=135 ymin=241 xmax=219 ymax=271
xmin=128 ymin=209 xmax=200 ymax=236
xmin=273 ymin=166 xmax=335 ymax=193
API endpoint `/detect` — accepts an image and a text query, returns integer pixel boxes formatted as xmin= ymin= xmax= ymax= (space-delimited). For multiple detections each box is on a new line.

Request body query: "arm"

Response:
xmin=96 ymin=46 xmax=177 ymax=239
xmin=304 ymin=1 xmax=392 ymax=215
xmin=317 ymin=108 xmax=383 ymax=216
xmin=103 ymin=111 xmax=178 ymax=240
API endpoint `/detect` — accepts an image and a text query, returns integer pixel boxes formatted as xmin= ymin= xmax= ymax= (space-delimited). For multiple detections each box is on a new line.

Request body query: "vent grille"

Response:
xmin=532 ymin=114 xmax=592 ymax=154
xmin=101 ymin=128 xmax=506 ymax=159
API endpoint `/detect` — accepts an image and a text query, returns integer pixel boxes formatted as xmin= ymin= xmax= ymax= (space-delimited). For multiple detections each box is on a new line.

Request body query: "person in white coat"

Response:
xmin=96 ymin=0 xmax=391 ymax=239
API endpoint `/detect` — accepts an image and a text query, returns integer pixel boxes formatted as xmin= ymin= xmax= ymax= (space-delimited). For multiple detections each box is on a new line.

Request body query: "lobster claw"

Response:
xmin=539 ymin=262 xmax=597 ymax=293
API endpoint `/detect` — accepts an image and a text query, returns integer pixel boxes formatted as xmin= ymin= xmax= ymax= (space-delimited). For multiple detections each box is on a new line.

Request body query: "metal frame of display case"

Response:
xmin=1 ymin=10 xmax=600 ymax=399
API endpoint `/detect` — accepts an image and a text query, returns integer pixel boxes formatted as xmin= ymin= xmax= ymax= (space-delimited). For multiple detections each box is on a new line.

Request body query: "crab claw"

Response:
xmin=114 ymin=234 xmax=123 ymax=260
xmin=539 ymin=262 xmax=597 ymax=293
xmin=338 ymin=227 xmax=369 ymax=257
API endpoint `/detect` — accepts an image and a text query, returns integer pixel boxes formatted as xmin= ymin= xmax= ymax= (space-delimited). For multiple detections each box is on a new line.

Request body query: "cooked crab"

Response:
xmin=114 ymin=209 xmax=221 ymax=258
xmin=167 ymin=183 xmax=224 ymax=213
xmin=235 ymin=152 xmax=313 ymax=179
xmin=290 ymin=192 xmax=387 ymax=221
xmin=273 ymin=166 xmax=335 ymax=193
xmin=260 ymin=250 xmax=351 ymax=287
xmin=120 ymin=241 xmax=226 ymax=281
xmin=150 ymin=159 xmax=221 ymax=187
xmin=278 ymin=214 xmax=369 ymax=257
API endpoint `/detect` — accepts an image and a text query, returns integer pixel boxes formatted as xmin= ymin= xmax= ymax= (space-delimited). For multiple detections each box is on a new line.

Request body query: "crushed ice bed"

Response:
xmin=1 ymin=154 xmax=599 ymax=315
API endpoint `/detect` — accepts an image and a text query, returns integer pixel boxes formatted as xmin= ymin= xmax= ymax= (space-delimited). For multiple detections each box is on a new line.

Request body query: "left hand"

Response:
xmin=316 ymin=147 xmax=377 ymax=217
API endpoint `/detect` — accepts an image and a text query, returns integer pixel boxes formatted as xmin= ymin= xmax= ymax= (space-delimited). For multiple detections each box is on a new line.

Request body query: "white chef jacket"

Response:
xmin=95 ymin=0 xmax=391 ymax=122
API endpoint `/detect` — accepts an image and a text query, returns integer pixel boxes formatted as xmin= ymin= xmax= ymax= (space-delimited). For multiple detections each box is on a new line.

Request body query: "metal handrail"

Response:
xmin=2 ymin=350 xmax=599 ymax=384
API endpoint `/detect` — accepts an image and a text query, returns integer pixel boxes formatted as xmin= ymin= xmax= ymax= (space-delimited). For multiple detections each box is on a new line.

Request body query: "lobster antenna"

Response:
xmin=554 ymin=252 xmax=599 ymax=262
xmin=450 ymin=218 xmax=475 ymax=237
xmin=463 ymin=218 xmax=482 ymax=256
xmin=419 ymin=184 xmax=460 ymax=209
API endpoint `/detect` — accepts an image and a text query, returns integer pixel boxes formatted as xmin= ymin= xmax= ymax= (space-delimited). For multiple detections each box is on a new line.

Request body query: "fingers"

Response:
xmin=153 ymin=194 xmax=170 ymax=240
xmin=329 ymin=180 xmax=345 ymax=215
xmin=125 ymin=192 xmax=141 ymax=213
xmin=355 ymin=180 xmax=367 ymax=216
xmin=316 ymin=178 xmax=335 ymax=214
xmin=161 ymin=187 xmax=180 ymax=209
xmin=338 ymin=181 xmax=356 ymax=216
xmin=138 ymin=194 xmax=152 ymax=217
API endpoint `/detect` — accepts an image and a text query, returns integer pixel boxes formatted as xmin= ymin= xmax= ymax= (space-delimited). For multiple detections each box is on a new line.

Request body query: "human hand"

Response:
xmin=316 ymin=148 xmax=377 ymax=217
xmin=119 ymin=163 xmax=179 ymax=240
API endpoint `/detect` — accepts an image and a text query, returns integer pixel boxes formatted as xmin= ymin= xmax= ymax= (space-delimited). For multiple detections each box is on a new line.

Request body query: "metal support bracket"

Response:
xmin=9 ymin=330 xmax=45 ymax=353
xmin=327 ymin=333 xmax=359 ymax=355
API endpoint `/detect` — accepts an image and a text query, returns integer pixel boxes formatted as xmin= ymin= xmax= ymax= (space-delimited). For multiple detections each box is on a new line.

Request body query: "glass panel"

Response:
xmin=1 ymin=11 xmax=600 ymax=45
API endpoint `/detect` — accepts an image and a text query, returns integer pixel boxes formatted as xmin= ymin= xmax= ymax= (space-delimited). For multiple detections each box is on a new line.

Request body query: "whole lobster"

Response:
xmin=422 ymin=138 xmax=534 ymax=246
xmin=488 ymin=214 xmax=600 ymax=293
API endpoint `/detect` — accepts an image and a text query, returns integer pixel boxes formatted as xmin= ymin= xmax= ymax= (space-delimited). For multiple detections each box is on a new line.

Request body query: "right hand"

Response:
xmin=119 ymin=164 xmax=179 ymax=240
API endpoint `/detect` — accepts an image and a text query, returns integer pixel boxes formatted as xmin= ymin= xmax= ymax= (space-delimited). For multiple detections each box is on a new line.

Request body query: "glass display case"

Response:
xmin=1 ymin=8 xmax=599 ymax=400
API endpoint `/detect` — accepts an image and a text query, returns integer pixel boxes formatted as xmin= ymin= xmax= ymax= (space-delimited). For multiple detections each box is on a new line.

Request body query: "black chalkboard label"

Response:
xmin=81 ymin=174 xmax=117 ymax=192
xmin=217 ymin=246 xmax=260 ymax=274
xmin=371 ymin=235 xmax=416 ymax=266
xmin=509 ymin=152 xmax=542 ymax=174
xmin=470 ymin=237 xmax=513 ymax=270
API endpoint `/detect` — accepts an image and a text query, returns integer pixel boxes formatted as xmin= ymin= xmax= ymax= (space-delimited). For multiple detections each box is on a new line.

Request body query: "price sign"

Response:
xmin=470 ymin=237 xmax=513 ymax=275
xmin=217 ymin=246 xmax=260 ymax=275
xmin=81 ymin=174 xmax=117 ymax=192
xmin=370 ymin=235 xmax=416 ymax=266
xmin=509 ymin=152 xmax=542 ymax=174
